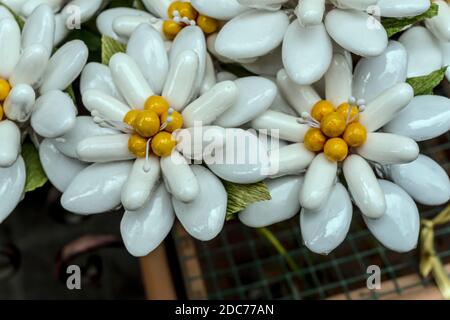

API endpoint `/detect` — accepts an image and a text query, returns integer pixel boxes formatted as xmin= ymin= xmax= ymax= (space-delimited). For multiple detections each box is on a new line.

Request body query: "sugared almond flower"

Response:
xmin=1 ymin=0 xmax=103 ymax=45
xmin=97 ymin=0 xmax=220 ymax=44
xmin=39 ymin=25 xmax=275 ymax=256
xmin=0 ymin=4 xmax=88 ymax=223
xmin=244 ymin=47 xmax=450 ymax=254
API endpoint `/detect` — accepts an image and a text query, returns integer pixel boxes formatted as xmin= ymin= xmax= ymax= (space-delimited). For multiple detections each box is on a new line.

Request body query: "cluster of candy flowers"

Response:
xmin=301 ymin=98 xmax=367 ymax=162
xmin=0 ymin=79 xmax=11 ymax=121
xmin=162 ymin=1 xmax=219 ymax=39
xmin=122 ymin=95 xmax=183 ymax=158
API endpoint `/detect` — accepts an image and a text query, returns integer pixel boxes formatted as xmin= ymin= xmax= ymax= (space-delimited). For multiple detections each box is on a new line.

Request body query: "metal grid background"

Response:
xmin=173 ymin=117 xmax=450 ymax=300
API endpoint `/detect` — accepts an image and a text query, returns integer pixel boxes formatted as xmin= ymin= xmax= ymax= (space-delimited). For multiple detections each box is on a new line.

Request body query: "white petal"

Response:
xmin=295 ymin=0 xmax=325 ymax=26
xmin=364 ymin=180 xmax=419 ymax=253
xmin=62 ymin=0 xmax=103 ymax=24
xmin=206 ymin=33 xmax=236 ymax=64
xmin=239 ymin=176 xmax=303 ymax=228
xmin=121 ymin=157 xmax=160 ymax=211
xmin=217 ymin=71 xmax=238 ymax=82
xmin=329 ymin=0 xmax=377 ymax=10
xmin=113 ymin=15 xmax=165 ymax=40
xmin=172 ymin=165 xmax=227 ymax=241
xmin=31 ymin=90 xmax=76 ymax=138
xmin=0 ymin=1 xmax=24 ymax=15
xmin=40 ymin=40 xmax=88 ymax=94
xmin=269 ymin=91 xmax=297 ymax=116
xmin=96 ymin=8 xmax=155 ymax=43
xmin=359 ymin=83 xmax=413 ymax=132
xmin=80 ymin=62 xmax=124 ymax=102
xmin=200 ymin=53 xmax=216 ymax=95
xmin=77 ymin=134 xmax=134 ymax=163
xmin=3 ymin=84 xmax=36 ymax=123
xmin=39 ymin=139 xmax=88 ymax=192
xmin=425 ymin=0 xmax=450 ymax=42
xmin=61 ymin=161 xmax=133 ymax=215
xmin=0 ymin=157 xmax=26 ymax=223
xmin=161 ymin=150 xmax=199 ymax=203
xmin=353 ymin=41 xmax=407 ymax=103
xmin=0 ymin=120 xmax=21 ymax=167
xmin=242 ymin=46 xmax=283 ymax=77
xmin=82 ymin=89 xmax=130 ymax=122
xmin=251 ymin=110 xmax=309 ymax=142
xmin=236 ymin=0 xmax=288 ymax=11
xmin=389 ymin=154 xmax=450 ymax=206
xmin=175 ymin=126 xmax=226 ymax=161
xmin=121 ymin=182 xmax=175 ymax=257
xmin=299 ymin=153 xmax=337 ymax=211
xmin=141 ymin=0 xmax=172 ymax=18
xmin=169 ymin=26 xmax=207 ymax=96
xmin=0 ymin=18 xmax=20 ymax=78
xmin=52 ymin=116 xmax=118 ymax=158
xmin=276 ymin=69 xmax=320 ymax=115
xmin=384 ymin=95 xmax=450 ymax=141
xmin=268 ymin=143 xmax=315 ymax=178
xmin=343 ymin=155 xmax=386 ymax=219
xmin=191 ymin=0 xmax=249 ymax=20
xmin=182 ymin=81 xmax=238 ymax=127
xmin=399 ymin=26 xmax=442 ymax=77
xmin=206 ymin=129 xmax=270 ymax=184
xmin=440 ymin=41 xmax=450 ymax=82
xmin=22 ymin=3 xmax=54 ymax=54
xmin=109 ymin=53 xmax=153 ymax=109
xmin=215 ymin=77 xmax=277 ymax=127
xmin=325 ymin=9 xmax=388 ymax=57
xmin=162 ymin=50 xmax=199 ymax=111
xmin=10 ymin=44 xmax=49 ymax=88
xmin=378 ymin=0 xmax=431 ymax=18
xmin=283 ymin=21 xmax=332 ymax=85
xmin=301 ymin=183 xmax=352 ymax=255
xmin=356 ymin=133 xmax=419 ymax=165
xmin=325 ymin=53 xmax=352 ymax=106
xmin=21 ymin=0 xmax=64 ymax=16
xmin=215 ymin=10 xmax=289 ymax=60
xmin=127 ymin=24 xmax=168 ymax=94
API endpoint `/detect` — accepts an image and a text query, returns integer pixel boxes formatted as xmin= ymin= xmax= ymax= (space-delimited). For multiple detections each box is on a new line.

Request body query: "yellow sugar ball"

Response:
xmin=304 ymin=128 xmax=327 ymax=152
xmin=168 ymin=2 xmax=198 ymax=20
xmin=321 ymin=112 xmax=347 ymax=138
xmin=336 ymin=102 xmax=359 ymax=123
xmin=343 ymin=123 xmax=367 ymax=147
xmin=123 ymin=110 xmax=141 ymax=127
xmin=0 ymin=79 xmax=11 ymax=101
xmin=163 ymin=20 xmax=182 ymax=40
xmin=311 ymin=100 xmax=335 ymax=122
xmin=324 ymin=138 xmax=348 ymax=162
xmin=144 ymin=96 xmax=170 ymax=116
xmin=196 ymin=15 xmax=219 ymax=34
xmin=0 ymin=105 xmax=4 ymax=120
xmin=161 ymin=110 xmax=183 ymax=133
xmin=151 ymin=131 xmax=177 ymax=157
xmin=128 ymin=134 xmax=148 ymax=158
xmin=134 ymin=110 xmax=161 ymax=138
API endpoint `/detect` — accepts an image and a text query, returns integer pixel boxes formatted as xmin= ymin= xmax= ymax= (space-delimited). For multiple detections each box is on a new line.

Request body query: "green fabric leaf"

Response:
xmin=382 ymin=3 xmax=439 ymax=37
xmin=223 ymin=181 xmax=272 ymax=221
xmin=0 ymin=4 xmax=25 ymax=29
xmin=101 ymin=35 xmax=126 ymax=65
xmin=133 ymin=0 xmax=146 ymax=10
xmin=406 ymin=66 xmax=448 ymax=96
xmin=22 ymin=142 xmax=47 ymax=193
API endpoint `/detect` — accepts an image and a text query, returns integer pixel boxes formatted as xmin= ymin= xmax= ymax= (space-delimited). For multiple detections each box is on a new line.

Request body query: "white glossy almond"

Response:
xmin=3 ymin=84 xmax=36 ymax=123
xmin=191 ymin=0 xmax=249 ymax=19
xmin=21 ymin=3 xmax=55 ymax=54
xmin=0 ymin=120 xmax=21 ymax=167
xmin=76 ymin=134 xmax=134 ymax=163
xmin=325 ymin=53 xmax=352 ymax=106
xmin=268 ymin=143 xmax=315 ymax=178
xmin=9 ymin=44 xmax=49 ymax=88
xmin=296 ymin=0 xmax=325 ymax=26
xmin=378 ymin=0 xmax=431 ymax=18
xmin=80 ymin=62 xmax=124 ymax=102
xmin=251 ymin=110 xmax=309 ymax=142
xmin=82 ymin=89 xmax=130 ymax=122
xmin=425 ymin=0 xmax=450 ymax=42
xmin=0 ymin=18 xmax=21 ymax=78
xmin=0 ymin=156 xmax=25 ymax=223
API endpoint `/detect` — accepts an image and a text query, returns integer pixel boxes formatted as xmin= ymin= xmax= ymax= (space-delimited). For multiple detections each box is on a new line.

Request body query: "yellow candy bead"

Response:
xmin=161 ymin=110 xmax=183 ymax=133
xmin=321 ymin=112 xmax=347 ymax=138
xmin=134 ymin=110 xmax=161 ymax=138
xmin=324 ymin=138 xmax=348 ymax=162
xmin=0 ymin=105 xmax=3 ymax=120
xmin=311 ymin=100 xmax=335 ymax=122
xmin=197 ymin=15 xmax=219 ymax=34
xmin=128 ymin=134 xmax=148 ymax=158
xmin=168 ymin=2 xmax=197 ymax=20
xmin=0 ymin=79 xmax=11 ymax=101
xmin=123 ymin=110 xmax=141 ymax=127
xmin=336 ymin=102 xmax=359 ymax=123
xmin=151 ymin=131 xmax=177 ymax=157
xmin=144 ymin=96 xmax=169 ymax=116
xmin=343 ymin=123 xmax=367 ymax=147
xmin=163 ymin=20 xmax=182 ymax=40
xmin=304 ymin=128 xmax=326 ymax=152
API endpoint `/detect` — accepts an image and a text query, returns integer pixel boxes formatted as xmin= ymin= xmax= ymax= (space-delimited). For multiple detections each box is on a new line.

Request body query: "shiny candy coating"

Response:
xmin=123 ymin=109 xmax=140 ymax=126
xmin=321 ymin=112 xmax=347 ymax=138
xmin=134 ymin=110 xmax=161 ymax=138
xmin=151 ymin=131 xmax=177 ymax=157
xmin=304 ymin=128 xmax=326 ymax=152
xmin=311 ymin=100 xmax=334 ymax=122
xmin=336 ymin=103 xmax=359 ymax=123
xmin=128 ymin=134 xmax=148 ymax=158
xmin=161 ymin=110 xmax=183 ymax=133
xmin=144 ymin=95 xmax=169 ymax=116
xmin=324 ymin=138 xmax=348 ymax=162
xmin=343 ymin=123 xmax=367 ymax=147
xmin=0 ymin=79 xmax=11 ymax=101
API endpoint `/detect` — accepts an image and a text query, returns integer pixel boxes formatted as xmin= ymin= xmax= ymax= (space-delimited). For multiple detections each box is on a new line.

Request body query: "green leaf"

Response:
xmin=101 ymin=35 xmax=126 ymax=65
xmin=382 ymin=3 xmax=439 ymax=37
xmin=65 ymin=85 xmax=76 ymax=103
xmin=406 ymin=66 xmax=448 ymax=96
xmin=22 ymin=142 xmax=47 ymax=193
xmin=0 ymin=4 xmax=25 ymax=29
xmin=133 ymin=0 xmax=146 ymax=10
xmin=223 ymin=181 xmax=272 ymax=220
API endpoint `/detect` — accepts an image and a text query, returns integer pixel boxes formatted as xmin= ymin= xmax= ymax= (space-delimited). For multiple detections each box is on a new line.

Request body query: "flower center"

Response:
xmin=124 ymin=95 xmax=183 ymax=158
xmin=0 ymin=79 xmax=12 ymax=122
xmin=301 ymin=98 xmax=368 ymax=162
xmin=163 ymin=1 xmax=219 ymax=39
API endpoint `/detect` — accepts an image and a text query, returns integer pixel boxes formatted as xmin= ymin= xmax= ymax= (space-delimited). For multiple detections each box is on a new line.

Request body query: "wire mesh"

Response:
xmin=173 ymin=125 xmax=450 ymax=301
